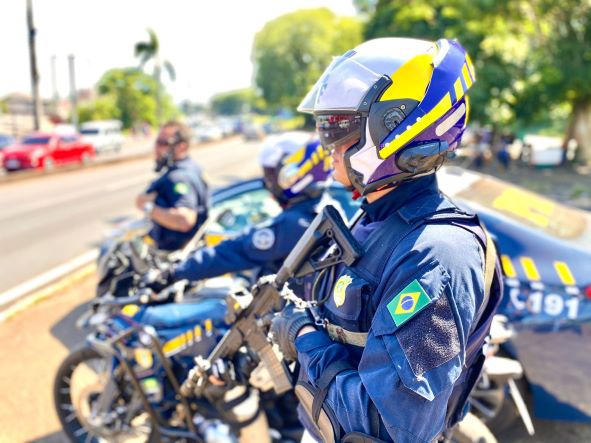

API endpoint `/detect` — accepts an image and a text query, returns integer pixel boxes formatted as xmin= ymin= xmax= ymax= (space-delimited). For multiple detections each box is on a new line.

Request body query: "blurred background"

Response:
xmin=0 ymin=1 xmax=590 ymax=442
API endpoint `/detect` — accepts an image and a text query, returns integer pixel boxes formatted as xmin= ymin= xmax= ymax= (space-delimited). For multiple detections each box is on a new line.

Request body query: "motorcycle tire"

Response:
xmin=54 ymin=345 xmax=160 ymax=443
xmin=451 ymin=412 xmax=497 ymax=443
xmin=484 ymin=376 xmax=530 ymax=434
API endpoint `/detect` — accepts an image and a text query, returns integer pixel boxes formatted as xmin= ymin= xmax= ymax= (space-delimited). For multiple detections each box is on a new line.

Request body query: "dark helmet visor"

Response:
xmin=315 ymin=114 xmax=362 ymax=152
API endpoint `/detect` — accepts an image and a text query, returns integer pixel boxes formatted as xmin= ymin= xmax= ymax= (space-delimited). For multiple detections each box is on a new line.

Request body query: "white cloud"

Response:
xmin=0 ymin=0 xmax=356 ymax=104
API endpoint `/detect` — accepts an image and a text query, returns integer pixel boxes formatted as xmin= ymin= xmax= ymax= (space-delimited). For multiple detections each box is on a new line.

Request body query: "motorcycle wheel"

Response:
xmin=54 ymin=346 xmax=159 ymax=443
xmin=451 ymin=412 xmax=497 ymax=443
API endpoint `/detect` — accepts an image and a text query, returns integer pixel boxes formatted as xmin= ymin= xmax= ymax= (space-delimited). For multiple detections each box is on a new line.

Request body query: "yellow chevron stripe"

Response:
xmin=466 ymin=55 xmax=476 ymax=81
xmin=194 ymin=325 xmax=202 ymax=341
xmin=462 ymin=64 xmax=473 ymax=89
xmin=453 ymin=78 xmax=464 ymax=103
xmin=501 ymin=255 xmax=517 ymax=278
xmin=520 ymin=257 xmax=540 ymax=281
xmin=379 ymin=93 xmax=453 ymax=159
xmin=554 ymin=261 xmax=576 ymax=286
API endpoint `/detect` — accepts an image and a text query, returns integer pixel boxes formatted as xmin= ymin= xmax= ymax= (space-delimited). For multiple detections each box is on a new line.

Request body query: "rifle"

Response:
xmin=180 ymin=205 xmax=363 ymax=397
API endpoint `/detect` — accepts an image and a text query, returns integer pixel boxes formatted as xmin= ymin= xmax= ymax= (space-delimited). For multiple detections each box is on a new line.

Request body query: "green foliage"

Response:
xmin=77 ymin=95 xmax=120 ymax=124
xmin=210 ymin=88 xmax=258 ymax=115
xmin=97 ymin=68 xmax=177 ymax=129
xmin=365 ymin=0 xmax=533 ymax=127
xmin=252 ymin=8 xmax=362 ymax=111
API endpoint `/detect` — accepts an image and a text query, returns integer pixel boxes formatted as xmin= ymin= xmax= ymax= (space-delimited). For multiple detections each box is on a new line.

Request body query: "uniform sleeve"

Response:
xmin=174 ymin=214 xmax=308 ymax=282
xmin=295 ymin=227 xmax=483 ymax=442
xmin=164 ymin=171 xmax=198 ymax=210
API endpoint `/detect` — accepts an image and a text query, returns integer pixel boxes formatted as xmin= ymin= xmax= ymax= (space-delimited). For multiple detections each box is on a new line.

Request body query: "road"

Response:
xmin=0 ymin=137 xmax=263 ymax=295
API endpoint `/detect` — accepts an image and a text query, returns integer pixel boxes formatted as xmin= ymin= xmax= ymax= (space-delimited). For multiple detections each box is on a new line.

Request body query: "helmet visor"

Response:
xmin=298 ymin=55 xmax=383 ymax=113
xmin=315 ymin=114 xmax=362 ymax=152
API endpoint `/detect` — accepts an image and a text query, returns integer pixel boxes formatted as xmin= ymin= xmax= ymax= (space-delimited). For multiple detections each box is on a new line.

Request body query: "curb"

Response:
xmin=0 ymin=250 xmax=99 ymax=322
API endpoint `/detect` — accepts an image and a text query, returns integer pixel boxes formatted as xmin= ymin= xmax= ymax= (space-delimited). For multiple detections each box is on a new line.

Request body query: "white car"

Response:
xmin=80 ymin=120 xmax=124 ymax=153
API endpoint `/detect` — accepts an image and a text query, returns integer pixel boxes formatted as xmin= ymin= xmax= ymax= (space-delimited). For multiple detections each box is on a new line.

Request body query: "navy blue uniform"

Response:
xmin=146 ymin=157 xmax=209 ymax=251
xmin=174 ymin=198 xmax=321 ymax=283
xmin=295 ymin=175 xmax=501 ymax=442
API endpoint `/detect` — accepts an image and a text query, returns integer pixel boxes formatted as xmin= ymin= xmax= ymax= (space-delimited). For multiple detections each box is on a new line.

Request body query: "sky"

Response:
xmin=0 ymin=0 xmax=356 ymax=104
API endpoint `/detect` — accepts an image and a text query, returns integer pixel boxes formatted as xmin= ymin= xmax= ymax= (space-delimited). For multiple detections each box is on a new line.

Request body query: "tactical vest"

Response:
xmin=296 ymin=194 xmax=503 ymax=443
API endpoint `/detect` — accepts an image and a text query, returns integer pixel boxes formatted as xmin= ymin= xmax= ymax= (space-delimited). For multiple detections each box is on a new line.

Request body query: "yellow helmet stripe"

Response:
xmin=379 ymin=93 xmax=453 ymax=159
xmin=380 ymin=53 xmax=434 ymax=103
xmin=461 ymin=64 xmax=473 ymax=89
xmin=465 ymin=55 xmax=476 ymax=81
xmin=453 ymin=78 xmax=465 ymax=103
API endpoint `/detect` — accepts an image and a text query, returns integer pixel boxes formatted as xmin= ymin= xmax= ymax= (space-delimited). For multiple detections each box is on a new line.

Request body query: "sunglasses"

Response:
xmin=155 ymin=138 xmax=180 ymax=147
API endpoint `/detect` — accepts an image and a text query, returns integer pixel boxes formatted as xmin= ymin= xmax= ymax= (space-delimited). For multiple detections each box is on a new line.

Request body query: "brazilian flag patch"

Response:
xmin=387 ymin=279 xmax=432 ymax=327
xmin=174 ymin=182 xmax=189 ymax=195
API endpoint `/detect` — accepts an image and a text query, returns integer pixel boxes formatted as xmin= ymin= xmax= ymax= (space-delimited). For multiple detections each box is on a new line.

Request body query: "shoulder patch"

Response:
xmin=252 ymin=228 xmax=275 ymax=250
xmin=333 ymin=274 xmax=353 ymax=307
xmin=174 ymin=182 xmax=189 ymax=195
xmin=387 ymin=279 xmax=432 ymax=327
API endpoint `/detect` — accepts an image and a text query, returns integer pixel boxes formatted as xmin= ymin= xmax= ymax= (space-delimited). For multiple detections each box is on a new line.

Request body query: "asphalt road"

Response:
xmin=0 ymin=137 xmax=263 ymax=294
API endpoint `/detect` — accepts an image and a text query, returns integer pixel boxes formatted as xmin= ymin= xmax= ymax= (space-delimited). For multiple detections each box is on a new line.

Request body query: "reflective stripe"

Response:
xmin=453 ymin=78 xmax=464 ymax=102
xmin=520 ymin=257 xmax=540 ymax=281
xmin=326 ymin=323 xmax=368 ymax=347
xmin=554 ymin=261 xmax=576 ymax=286
xmin=462 ymin=64 xmax=473 ymax=88
xmin=379 ymin=93 xmax=453 ymax=159
xmin=501 ymin=255 xmax=517 ymax=278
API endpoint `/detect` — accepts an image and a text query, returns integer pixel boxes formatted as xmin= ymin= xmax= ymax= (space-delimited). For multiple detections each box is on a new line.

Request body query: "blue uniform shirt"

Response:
xmin=295 ymin=174 xmax=486 ymax=442
xmin=147 ymin=157 xmax=209 ymax=251
xmin=174 ymin=198 xmax=321 ymax=282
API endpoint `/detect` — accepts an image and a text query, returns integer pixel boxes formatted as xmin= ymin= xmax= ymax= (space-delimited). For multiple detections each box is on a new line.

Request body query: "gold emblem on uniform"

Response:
xmin=333 ymin=275 xmax=353 ymax=307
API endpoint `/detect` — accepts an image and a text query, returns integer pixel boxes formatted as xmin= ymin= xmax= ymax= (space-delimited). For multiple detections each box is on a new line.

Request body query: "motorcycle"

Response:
xmin=469 ymin=315 xmax=535 ymax=437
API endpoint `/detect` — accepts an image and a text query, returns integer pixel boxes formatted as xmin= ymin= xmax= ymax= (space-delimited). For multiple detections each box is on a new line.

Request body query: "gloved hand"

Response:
xmin=270 ymin=304 xmax=315 ymax=362
xmin=140 ymin=267 xmax=176 ymax=300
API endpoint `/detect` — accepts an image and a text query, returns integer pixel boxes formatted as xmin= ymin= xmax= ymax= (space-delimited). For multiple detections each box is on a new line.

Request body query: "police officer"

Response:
xmin=136 ymin=120 xmax=209 ymax=252
xmin=271 ymin=38 xmax=502 ymax=443
xmin=152 ymin=131 xmax=333 ymax=289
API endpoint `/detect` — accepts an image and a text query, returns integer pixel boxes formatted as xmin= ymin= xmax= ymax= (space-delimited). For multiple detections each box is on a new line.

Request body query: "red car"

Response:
xmin=2 ymin=132 xmax=95 ymax=172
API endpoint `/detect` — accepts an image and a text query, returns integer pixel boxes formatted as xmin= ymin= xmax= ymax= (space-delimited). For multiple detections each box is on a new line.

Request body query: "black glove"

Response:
xmin=270 ymin=304 xmax=315 ymax=362
xmin=141 ymin=267 xmax=175 ymax=300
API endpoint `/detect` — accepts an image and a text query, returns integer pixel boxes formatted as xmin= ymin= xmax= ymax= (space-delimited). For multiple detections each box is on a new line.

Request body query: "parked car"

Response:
xmin=0 ymin=134 xmax=15 ymax=170
xmin=79 ymin=120 xmax=123 ymax=153
xmin=2 ymin=132 xmax=95 ymax=172
xmin=205 ymin=167 xmax=591 ymax=428
xmin=192 ymin=122 xmax=223 ymax=143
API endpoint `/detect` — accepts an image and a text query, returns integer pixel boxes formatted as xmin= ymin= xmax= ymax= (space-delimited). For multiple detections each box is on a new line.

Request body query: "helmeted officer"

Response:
xmin=271 ymin=38 xmax=503 ymax=443
xmin=155 ymin=131 xmax=333 ymax=287
xmin=136 ymin=120 xmax=209 ymax=252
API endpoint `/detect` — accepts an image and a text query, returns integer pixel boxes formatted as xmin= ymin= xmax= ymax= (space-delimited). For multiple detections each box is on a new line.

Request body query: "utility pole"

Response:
xmin=26 ymin=0 xmax=42 ymax=130
xmin=68 ymin=54 xmax=78 ymax=129
xmin=51 ymin=55 xmax=59 ymax=114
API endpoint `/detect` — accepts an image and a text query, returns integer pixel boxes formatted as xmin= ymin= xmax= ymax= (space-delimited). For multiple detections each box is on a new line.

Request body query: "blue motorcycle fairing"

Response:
xmin=139 ymin=298 xmax=227 ymax=330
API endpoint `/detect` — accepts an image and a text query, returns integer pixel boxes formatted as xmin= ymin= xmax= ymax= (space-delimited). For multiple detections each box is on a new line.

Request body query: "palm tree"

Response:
xmin=134 ymin=28 xmax=176 ymax=125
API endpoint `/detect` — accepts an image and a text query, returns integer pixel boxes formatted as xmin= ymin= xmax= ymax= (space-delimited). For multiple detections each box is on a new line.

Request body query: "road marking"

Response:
xmin=0 ymin=249 xmax=98 ymax=310
xmin=0 ymin=173 xmax=153 ymax=222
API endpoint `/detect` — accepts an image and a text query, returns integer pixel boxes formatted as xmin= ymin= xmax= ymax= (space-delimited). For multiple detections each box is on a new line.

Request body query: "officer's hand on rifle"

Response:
xmin=270 ymin=304 xmax=316 ymax=361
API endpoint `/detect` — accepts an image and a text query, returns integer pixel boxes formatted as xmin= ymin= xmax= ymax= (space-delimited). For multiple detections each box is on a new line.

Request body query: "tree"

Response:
xmin=97 ymin=68 xmax=177 ymax=129
xmin=364 ymin=0 xmax=533 ymax=132
xmin=252 ymin=8 xmax=362 ymax=112
xmin=210 ymin=88 xmax=259 ymax=115
xmin=76 ymin=95 xmax=120 ymax=124
xmin=134 ymin=28 xmax=176 ymax=125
